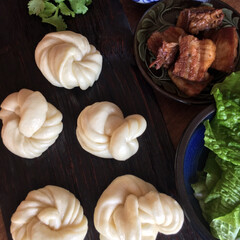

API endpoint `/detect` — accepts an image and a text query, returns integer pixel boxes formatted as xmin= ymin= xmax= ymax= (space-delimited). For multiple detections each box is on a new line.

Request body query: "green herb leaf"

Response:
xmin=41 ymin=8 xmax=67 ymax=31
xmin=39 ymin=2 xmax=57 ymax=18
xmin=28 ymin=0 xmax=46 ymax=15
xmin=59 ymin=2 xmax=75 ymax=17
xmin=28 ymin=0 xmax=92 ymax=31
xmin=68 ymin=0 xmax=89 ymax=14
xmin=85 ymin=0 xmax=92 ymax=6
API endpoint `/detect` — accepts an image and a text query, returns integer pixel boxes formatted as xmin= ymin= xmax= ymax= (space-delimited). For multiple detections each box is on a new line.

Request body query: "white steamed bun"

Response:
xmin=0 ymin=89 xmax=63 ymax=158
xmin=35 ymin=31 xmax=103 ymax=90
xmin=10 ymin=185 xmax=88 ymax=240
xmin=94 ymin=175 xmax=184 ymax=240
xmin=76 ymin=101 xmax=147 ymax=161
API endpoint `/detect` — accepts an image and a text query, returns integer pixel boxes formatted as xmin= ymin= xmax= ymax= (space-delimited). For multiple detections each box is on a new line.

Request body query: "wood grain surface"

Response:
xmin=0 ymin=0 xmax=239 ymax=240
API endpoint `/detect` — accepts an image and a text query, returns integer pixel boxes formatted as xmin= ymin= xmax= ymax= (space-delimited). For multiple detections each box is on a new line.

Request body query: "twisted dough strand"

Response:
xmin=0 ymin=89 xmax=63 ymax=158
xmin=10 ymin=185 xmax=88 ymax=240
xmin=94 ymin=175 xmax=184 ymax=240
xmin=35 ymin=31 xmax=103 ymax=90
xmin=76 ymin=102 xmax=147 ymax=161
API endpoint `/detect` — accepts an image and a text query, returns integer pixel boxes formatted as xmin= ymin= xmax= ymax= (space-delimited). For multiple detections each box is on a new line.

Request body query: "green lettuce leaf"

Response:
xmin=192 ymin=152 xmax=224 ymax=222
xmin=210 ymin=204 xmax=240 ymax=240
xmin=205 ymin=158 xmax=240 ymax=214
xmin=204 ymin=72 xmax=240 ymax=165
xmin=192 ymin=71 xmax=240 ymax=240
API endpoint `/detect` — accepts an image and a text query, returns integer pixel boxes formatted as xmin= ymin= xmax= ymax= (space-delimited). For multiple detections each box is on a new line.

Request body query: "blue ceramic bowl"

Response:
xmin=132 ymin=0 xmax=159 ymax=4
xmin=175 ymin=104 xmax=216 ymax=239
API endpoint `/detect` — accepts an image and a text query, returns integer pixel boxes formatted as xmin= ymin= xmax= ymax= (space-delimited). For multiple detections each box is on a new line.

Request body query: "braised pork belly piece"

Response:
xmin=149 ymin=41 xmax=178 ymax=69
xmin=205 ymin=27 xmax=238 ymax=73
xmin=157 ymin=26 xmax=186 ymax=43
xmin=147 ymin=31 xmax=163 ymax=56
xmin=173 ymin=35 xmax=216 ymax=81
xmin=176 ymin=6 xmax=224 ymax=35
xmin=168 ymin=68 xmax=212 ymax=96
xmin=147 ymin=26 xmax=186 ymax=56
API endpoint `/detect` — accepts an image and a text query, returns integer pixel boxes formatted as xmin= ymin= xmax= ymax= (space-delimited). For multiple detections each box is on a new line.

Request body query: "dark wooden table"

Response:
xmin=0 ymin=0 xmax=239 ymax=240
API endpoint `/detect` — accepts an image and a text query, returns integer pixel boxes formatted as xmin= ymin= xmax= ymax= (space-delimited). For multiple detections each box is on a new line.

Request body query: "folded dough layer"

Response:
xmin=76 ymin=102 xmax=147 ymax=161
xmin=10 ymin=185 xmax=88 ymax=240
xmin=0 ymin=89 xmax=63 ymax=158
xmin=35 ymin=31 xmax=103 ymax=90
xmin=94 ymin=175 xmax=184 ymax=239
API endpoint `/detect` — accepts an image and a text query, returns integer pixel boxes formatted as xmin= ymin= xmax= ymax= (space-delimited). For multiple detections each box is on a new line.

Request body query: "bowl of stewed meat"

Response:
xmin=134 ymin=0 xmax=240 ymax=104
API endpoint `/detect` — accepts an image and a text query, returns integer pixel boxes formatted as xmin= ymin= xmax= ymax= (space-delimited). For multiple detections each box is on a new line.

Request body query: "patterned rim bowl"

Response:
xmin=132 ymin=0 xmax=159 ymax=4
xmin=133 ymin=0 xmax=240 ymax=104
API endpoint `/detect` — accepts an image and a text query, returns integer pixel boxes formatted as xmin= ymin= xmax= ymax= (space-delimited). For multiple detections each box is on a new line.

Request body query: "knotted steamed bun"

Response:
xmin=94 ymin=175 xmax=184 ymax=240
xmin=0 ymin=89 xmax=63 ymax=158
xmin=10 ymin=185 xmax=88 ymax=240
xmin=76 ymin=101 xmax=147 ymax=161
xmin=35 ymin=31 xmax=103 ymax=90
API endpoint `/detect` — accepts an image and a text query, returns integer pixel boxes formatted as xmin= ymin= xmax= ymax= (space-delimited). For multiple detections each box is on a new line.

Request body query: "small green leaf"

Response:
xmin=42 ymin=9 xmax=67 ymax=31
xmin=28 ymin=0 xmax=92 ymax=30
xmin=68 ymin=0 xmax=89 ymax=14
xmin=85 ymin=0 xmax=92 ymax=6
xmin=39 ymin=2 xmax=57 ymax=18
xmin=28 ymin=0 xmax=45 ymax=15
xmin=59 ymin=2 xmax=75 ymax=17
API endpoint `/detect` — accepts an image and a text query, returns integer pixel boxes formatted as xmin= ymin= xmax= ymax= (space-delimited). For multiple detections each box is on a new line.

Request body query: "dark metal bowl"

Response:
xmin=175 ymin=104 xmax=216 ymax=239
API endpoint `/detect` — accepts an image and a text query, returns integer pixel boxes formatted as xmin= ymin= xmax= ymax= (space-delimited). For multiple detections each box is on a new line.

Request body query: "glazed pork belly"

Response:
xmin=156 ymin=26 xmax=186 ymax=43
xmin=147 ymin=26 xmax=186 ymax=56
xmin=168 ymin=68 xmax=212 ymax=96
xmin=147 ymin=31 xmax=163 ymax=56
xmin=149 ymin=41 xmax=178 ymax=69
xmin=173 ymin=35 xmax=216 ymax=81
xmin=206 ymin=27 xmax=239 ymax=73
xmin=147 ymin=26 xmax=186 ymax=68
xmin=176 ymin=6 xmax=224 ymax=35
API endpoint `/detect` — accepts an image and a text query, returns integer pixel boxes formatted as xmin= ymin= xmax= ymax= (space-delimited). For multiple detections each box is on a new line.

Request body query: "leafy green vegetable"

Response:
xmin=211 ymin=205 xmax=240 ymax=240
xmin=204 ymin=72 xmax=240 ymax=165
xmin=39 ymin=2 xmax=57 ymax=19
xmin=59 ymin=2 xmax=75 ymax=17
xmin=41 ymin=8 xmax=67 ymax=31
xmin=27 ymin=0 xmax=92 ymax=30
xmin=69 ymin=0 xmax=91 ymax=14
xmin=192 ymin=71 xmax=240 ymax=240
xmin=28 ymin=0 xmax=46 ymax=15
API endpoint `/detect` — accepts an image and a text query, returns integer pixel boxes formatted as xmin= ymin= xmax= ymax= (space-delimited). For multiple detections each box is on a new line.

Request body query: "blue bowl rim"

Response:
xmin=132 ymin=0 xmax=159 ymax=3
xmin=175 ymin=104 xmax=216 ymax=239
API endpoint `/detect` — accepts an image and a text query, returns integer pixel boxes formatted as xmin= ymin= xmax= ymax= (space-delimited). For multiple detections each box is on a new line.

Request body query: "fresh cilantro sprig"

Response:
xmin=28 ymin=0 xmax=92 ymax=31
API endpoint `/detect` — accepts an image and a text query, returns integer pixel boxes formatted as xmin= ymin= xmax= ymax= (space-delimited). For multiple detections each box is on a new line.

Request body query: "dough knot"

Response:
xmin=35 ymin=31 xmax=103 ymax=90
xmin=76 ymin=102 xmax=147 ymax=161
xmin=0 ymin=89 xmax=63 ymax=158
xmin=10 ymin=185 xmax=88 ymax=240
xmin=94 ymin=175 xmax=184 ymax=240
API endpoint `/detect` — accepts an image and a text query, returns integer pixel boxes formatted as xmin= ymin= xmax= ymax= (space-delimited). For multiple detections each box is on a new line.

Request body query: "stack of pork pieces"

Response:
xmin=147 ymin=6 xmax=238 ymax=97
